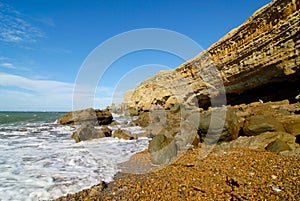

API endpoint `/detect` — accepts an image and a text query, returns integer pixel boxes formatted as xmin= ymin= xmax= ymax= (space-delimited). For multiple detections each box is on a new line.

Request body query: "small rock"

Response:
xmin=113 ymin=129 xmax=135 ymax=140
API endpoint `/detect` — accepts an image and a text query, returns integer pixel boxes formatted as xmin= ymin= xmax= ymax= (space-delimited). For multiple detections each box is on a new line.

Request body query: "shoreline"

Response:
xmin=54 ymin=147 xmax=300 ymax=200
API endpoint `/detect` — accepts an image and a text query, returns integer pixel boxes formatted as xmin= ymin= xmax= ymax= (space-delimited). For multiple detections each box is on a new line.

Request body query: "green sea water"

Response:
xmin=0 ymin=111 xmax=66 ymax=124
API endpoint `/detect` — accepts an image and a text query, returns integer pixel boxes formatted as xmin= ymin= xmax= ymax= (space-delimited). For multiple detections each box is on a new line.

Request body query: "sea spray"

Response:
xmin=0 ymin=112 xmax=148 ymax=201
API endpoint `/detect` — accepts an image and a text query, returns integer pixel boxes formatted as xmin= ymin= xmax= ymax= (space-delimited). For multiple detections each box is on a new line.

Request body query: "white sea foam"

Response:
xmin=0 ymin=115 xmax=149 ymax=201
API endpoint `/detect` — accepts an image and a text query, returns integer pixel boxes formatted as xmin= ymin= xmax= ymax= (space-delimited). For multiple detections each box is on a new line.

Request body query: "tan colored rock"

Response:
xmin=59 ymin=108 xmax=113 ymax=125
xmin=125 ymin=0 xmax=300 ymax=111
xmin=217 ymin=131 xmax=297 ymax=151
xmin=112 ymin=129 xmax=135 ymax=140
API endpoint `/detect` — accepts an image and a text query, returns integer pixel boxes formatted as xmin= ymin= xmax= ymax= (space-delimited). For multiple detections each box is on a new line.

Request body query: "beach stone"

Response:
xmin=174 ymin=121 xmax=200 ymax=149
xmin=148 ymin=134 xmax=177 ymax=165
xmin=59 ymin=108 xmax=113 ymax=125
xmin=71 ymin=125 xmax=111 ymax=143
xmin=133 ymin=111 xmax=150 ymax=127
xmin=217 ymin=132 xmax=297 ymax=151
xmin=265 ymin=139 xmax=292 ymax=153
xmin=280 ymin=115 xmax=300 ymax=136
xmin=101 ymin=126 xmax=112 ymax=137
xmin=243 ymin=115 xmax=285 ymax=136
xmin=187 ymin=106 xmax=239 ymax=144
xmin=127 ymin=107 xmax=139 ymax=116
xmin=113 ymin=129 xmax=135 ymax=140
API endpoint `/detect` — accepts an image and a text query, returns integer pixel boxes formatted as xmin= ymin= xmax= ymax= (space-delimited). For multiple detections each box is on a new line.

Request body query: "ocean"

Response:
xmin=0 ymin=112 xmax=149 ymax=201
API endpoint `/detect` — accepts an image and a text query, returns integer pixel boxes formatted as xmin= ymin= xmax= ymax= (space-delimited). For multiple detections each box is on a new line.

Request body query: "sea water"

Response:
xmin=0 ymin=112 xmax=149 ymax=201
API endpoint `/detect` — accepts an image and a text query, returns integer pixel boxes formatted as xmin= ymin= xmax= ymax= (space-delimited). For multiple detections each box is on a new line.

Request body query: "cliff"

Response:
xmin=125 ymin=0 xmax=300 ymax=111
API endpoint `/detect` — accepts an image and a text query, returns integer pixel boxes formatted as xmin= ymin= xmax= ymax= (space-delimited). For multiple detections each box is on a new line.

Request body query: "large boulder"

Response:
xmin=71 ymin=125 xmax=112 ymax=143
xmin=59 ymin=108 xmax=113 ymax=125
xmin=187 ymin=106 xmax=240 ymax=144
xmin=216 ymin=132 xmax=297 ymax=151
xmin=148 ymin=135 xmax=177 ymax=165
xmin=174 ymin=120 xmax=200 ymax=149
xmin=243 ymin=115 xmax=285 ymax=136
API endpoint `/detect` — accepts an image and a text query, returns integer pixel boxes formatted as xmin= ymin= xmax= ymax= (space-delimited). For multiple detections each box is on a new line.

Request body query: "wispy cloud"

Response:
xmin=0 ymin=62 xmax=29 ymax=71
xmin=0 ymin=2 xmax=44 ymax=43
xmin=0 ymin=72 xmax=115 ymax=111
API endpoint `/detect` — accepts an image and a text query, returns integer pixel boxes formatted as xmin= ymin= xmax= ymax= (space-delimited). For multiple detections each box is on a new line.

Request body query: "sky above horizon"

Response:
xmin=0 ymin=0 xmax=272 ymax=111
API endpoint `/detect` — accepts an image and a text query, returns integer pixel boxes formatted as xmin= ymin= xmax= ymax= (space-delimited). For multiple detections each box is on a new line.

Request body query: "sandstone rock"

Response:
xmin=280 ymin=147 xmax=300 ymax=158
xmin=71 ymin=125 xmax=112 ymax=143
xmin=187 ymin=106 xmax=239 ymax=144
xmin=113 ymin=129 xmax=135 ymax=140
xmin=174 ymin=121 xmax=200 ymax=149
xmin=125 ymin=0 xmax=300 ymax=111
xmin=243 ymin=115 xmax=285 ymax=136
xmin=59 ymin=108 xmax=113 ymax=125
xmin=216 ymin=132 xmax=297 ymax=151
xmin=265 ymin=139 xmax=292 ymax=153
xmin=279 ymin=115 xmax=300 ymax=136
xmin=148 ymin=135 xmax=177 ymax=165
xmin=133 ymin=111 xmax=150 ymax=127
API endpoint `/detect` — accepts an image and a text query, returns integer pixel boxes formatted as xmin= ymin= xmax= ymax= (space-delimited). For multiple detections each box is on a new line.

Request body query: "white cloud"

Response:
xmin=0 ymin=2 xmax=44 ymax=43
xmin=0 ymin=73 xmax=115 ymax=111
xmin=0 ymin=72 xmax=74 ymax=94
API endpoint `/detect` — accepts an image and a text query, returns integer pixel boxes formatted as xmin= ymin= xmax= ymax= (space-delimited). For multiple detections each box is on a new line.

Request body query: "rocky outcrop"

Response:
xmin=125 ymin=0 xmax=300 ymax=111
xmin=59 ymin=108 xmax=113 ymax=125
xmin=71 ymin=125 xmax=112 ymax=143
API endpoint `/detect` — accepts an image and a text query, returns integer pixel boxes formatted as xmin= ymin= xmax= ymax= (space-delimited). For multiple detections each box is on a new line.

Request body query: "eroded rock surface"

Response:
xmin=125 ymin=0 xmax=300 ymax=111
xmin=59 ymin=108 xmax=113 ymax=125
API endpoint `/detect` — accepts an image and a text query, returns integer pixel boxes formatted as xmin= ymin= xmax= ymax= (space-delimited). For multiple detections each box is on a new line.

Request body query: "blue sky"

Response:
xmin=0 ymin=0 xmax=271 ymax=111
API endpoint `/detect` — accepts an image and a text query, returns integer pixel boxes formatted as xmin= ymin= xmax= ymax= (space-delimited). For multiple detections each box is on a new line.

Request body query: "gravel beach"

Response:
xmin=54 ymin=147 xmax=300 ymax=200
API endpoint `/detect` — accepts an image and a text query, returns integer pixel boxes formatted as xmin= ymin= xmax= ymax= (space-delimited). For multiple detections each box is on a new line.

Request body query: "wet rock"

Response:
xmin=148 ymin=134 xmax=177 ymax=165
xmin=101 ymin=126 xmax=112 ymax=137
xmin=113 ymin=129 xmax=135 ymax=140
xmin=59 ymin=108 xmax=113 ymax=125
xmin=265 ymin=139 xmax=292 ymax=153
xmin=71 ymin=125 xmax=112 ymax=143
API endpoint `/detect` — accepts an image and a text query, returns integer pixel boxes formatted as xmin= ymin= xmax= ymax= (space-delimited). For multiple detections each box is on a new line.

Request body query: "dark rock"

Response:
xmin=59 ymin=108 xmax=113 ymax=125
xmin=265 ymin=139 xmax=292 ymax=153
xmin=113 ymin=129 xmax=135 ymax=140
xmin=101 ymin=126 xmax=112 ymax=137
xmin=148 ymin=135 xmax=177 ymax=165
xmin=243 ymin=115 xmax=285 ymax=136
xmin=71 ymin=125 xmax=112 ymax=143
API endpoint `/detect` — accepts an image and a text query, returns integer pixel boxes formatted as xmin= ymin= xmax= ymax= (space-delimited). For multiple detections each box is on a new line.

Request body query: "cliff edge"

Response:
xmin=125 ymin=0 xmax=300 ymax=111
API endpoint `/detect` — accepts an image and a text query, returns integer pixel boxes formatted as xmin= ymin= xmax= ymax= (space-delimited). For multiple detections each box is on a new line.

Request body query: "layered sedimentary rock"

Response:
xmin=59 ymin=108 xmax=113 ymax=125
xmin=125 ymin=0 xmax=300 ymax=111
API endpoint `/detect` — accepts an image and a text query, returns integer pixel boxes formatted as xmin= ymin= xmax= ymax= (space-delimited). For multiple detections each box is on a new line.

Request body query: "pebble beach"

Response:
xmin=55 ymin=147 xmax=300 ymax=200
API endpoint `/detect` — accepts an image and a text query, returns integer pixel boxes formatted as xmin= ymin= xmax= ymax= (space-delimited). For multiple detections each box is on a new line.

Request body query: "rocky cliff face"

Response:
xmin=125 ymin=0 xmax=300 ymax=111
